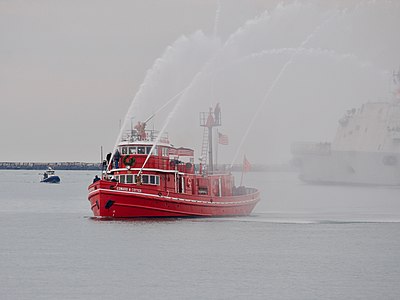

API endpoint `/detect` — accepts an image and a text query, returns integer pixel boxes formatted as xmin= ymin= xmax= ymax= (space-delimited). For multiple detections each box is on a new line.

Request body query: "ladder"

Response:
xmin=200 ymin=127 xmax=209 ymax=168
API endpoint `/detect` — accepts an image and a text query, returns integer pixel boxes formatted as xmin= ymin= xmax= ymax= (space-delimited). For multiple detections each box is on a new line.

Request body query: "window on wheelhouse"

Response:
xmin=118 ymin=174 xmax=159 ymax=185
xmin=126 ymin=175 xmax=134 ymax=184
xmin=161 ymin=147 xmax=169 ymax=157
xmin=125 ymin=146 xmax=158 ymax=155
xmin=129 ymin=147 xmax=137 ymax=154
xmin=142 ymin=175 xmax=160 ymax=185
xmin=146 ymin=146 xmax=158 ymax=156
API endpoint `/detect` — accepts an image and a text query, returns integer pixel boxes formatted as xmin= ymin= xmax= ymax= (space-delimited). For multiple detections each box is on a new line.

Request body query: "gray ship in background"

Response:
xmin=291 ymin=69 xmax=400 ymax=185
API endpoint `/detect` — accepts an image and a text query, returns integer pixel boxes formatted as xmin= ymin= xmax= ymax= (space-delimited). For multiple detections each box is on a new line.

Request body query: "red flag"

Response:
xmin=243 ymin=155 xmax=251 ymax=172
xmin=218 ymin=132 xmax=229 ymax=145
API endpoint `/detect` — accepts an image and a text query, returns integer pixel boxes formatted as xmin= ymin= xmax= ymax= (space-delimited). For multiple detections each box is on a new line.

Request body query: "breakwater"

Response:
xmin=0 ymin=162 xmax=293 ymax=172
xmin=0 ymin=162 xmax=102 ymax=170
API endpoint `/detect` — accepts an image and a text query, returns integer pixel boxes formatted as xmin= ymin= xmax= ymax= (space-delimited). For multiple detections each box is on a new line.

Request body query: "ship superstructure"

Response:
xmin=88 ymin=105 xmax=260 ymax=218
xmin=291 ymin=69 xmax=400 ymax=185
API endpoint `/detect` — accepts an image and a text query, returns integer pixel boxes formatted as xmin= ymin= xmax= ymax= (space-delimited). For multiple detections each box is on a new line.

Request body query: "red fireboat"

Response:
xmin=88 ymin=105 xmax=260 ymax=218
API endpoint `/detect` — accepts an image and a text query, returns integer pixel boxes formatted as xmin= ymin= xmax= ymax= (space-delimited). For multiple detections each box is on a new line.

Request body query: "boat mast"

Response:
xmin=200 ymin=104 xmax=221 ymax=173
xmin=393 ymin=68 xmax=400 ymax=102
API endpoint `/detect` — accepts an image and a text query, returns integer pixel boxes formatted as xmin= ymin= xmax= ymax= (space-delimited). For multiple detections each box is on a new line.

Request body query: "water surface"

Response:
xmin=1 ymin=170 xmax=399 ymax=299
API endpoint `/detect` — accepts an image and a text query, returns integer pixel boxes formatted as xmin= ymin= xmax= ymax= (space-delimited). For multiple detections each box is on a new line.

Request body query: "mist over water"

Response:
xmin=2 ymin=2 xmax=400 ymax=299
xmin=116 ymin=1 xmax=400 ymax=165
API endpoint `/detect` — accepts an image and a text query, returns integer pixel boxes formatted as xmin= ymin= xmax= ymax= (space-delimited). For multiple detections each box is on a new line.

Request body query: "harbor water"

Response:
xmin=1 ymin=170 xmax=399 ymax=299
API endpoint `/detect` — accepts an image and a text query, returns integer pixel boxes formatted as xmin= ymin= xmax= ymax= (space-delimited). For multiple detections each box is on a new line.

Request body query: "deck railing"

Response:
xmin=120 ymin=129 xmax=169 ymax=143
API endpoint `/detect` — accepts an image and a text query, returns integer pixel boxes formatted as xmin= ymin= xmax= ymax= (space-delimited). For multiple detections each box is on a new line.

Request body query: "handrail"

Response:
xmin=120 ymin=129 xmax=169 ymax=143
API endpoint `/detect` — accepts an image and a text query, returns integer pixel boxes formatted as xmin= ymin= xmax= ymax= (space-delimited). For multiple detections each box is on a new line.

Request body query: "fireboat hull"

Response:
xmin=88 ymin=180 xmax=260 ymax=218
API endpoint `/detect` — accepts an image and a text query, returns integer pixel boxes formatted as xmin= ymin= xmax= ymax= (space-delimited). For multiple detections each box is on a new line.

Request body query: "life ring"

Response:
xmin=187 ymin=178 xmax=192 ymax=189
xmin=123 ymin=155 xmax=136 ymax=167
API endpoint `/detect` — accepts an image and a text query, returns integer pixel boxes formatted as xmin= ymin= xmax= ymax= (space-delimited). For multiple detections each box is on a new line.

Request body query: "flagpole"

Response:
xmin=240 ymin=154 xmax=244 ymax=186
xmin=240 ymin=165 xmax=244 ymax=186
xmin=240 ymin=155 xmax=250 ymax=186
xmin=216 ymin=129 xmax=219 ymax=171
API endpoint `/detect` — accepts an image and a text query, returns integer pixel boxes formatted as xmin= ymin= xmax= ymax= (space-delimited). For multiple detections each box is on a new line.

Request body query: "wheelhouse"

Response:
xmin=105 ymin=127 xmax=235 ymax=198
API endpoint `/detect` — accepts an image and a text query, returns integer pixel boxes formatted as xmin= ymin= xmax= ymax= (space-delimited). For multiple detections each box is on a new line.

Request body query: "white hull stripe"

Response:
xmin=89 ymin=188 xmax=259 ymax=205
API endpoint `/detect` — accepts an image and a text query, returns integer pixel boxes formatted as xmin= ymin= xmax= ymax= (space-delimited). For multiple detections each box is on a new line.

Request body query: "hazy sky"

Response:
xmin=1 ymin=0 xmax=400 ymax=163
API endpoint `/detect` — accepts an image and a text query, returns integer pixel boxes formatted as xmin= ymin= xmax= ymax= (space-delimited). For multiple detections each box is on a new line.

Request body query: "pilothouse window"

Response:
xmin=137 ymin=147 xmax=145 ymax=154
xmin=141 ymin=174 xmax=160 ymax=185
xmin=162 ymin=147 xmax=169 ymax=157
xmin=119 ymin=173 xmax=159 ymax=185
xmin=152 ymin=147 xmax=158 ymax=156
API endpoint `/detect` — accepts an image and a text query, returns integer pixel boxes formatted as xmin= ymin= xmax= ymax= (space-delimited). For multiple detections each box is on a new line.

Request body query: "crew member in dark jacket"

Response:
xmin=113 ymin=149 xmax=121 ymax=169
xmin=93 ymin=175 xmax=100 ymax=183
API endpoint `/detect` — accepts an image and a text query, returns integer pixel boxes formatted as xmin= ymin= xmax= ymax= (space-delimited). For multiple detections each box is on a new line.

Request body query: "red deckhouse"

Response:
xmin=88 ymin=105 xmax=260 ymax=218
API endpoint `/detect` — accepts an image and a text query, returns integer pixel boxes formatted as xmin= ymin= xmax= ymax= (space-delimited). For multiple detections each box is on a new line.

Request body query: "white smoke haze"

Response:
xmin=1 ymin=0 xmax=399 ymax=162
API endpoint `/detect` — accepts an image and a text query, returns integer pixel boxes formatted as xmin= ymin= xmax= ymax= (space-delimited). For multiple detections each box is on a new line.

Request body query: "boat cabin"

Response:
xmin=105 ymin=128 xmax=235 ymax=198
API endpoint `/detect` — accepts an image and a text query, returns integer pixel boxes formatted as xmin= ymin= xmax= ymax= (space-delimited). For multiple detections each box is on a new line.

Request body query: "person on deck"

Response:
xmin=134 ymin=121 xmax=147 ymax=140
xmin=93 ymin=175 xmax=100 ymax=183
xmin=114 ymin=149 xmax=121 ymax=169
xmin=206 ymin=108 xmax=214 ymax=128
xmin=106 ymin=152 xmax=112 ymax=165
xmin=214 ymin=103 xmax=221 ymax=125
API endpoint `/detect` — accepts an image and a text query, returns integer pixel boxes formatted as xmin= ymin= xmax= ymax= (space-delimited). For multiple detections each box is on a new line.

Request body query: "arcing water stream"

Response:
xmin=109 ymin=1 xmax=400 ymax=167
